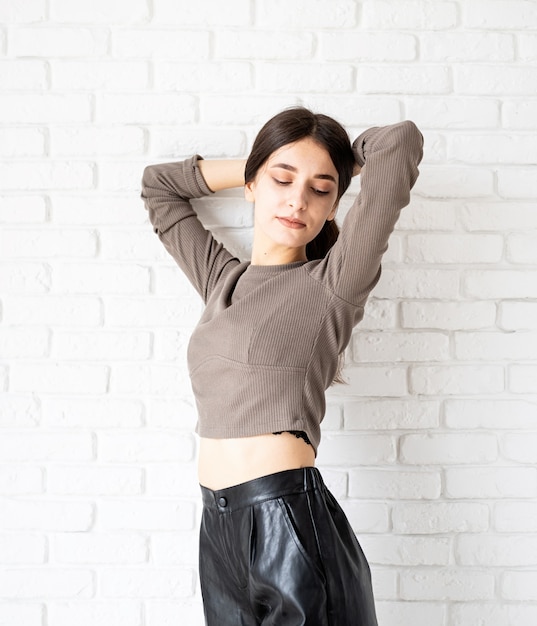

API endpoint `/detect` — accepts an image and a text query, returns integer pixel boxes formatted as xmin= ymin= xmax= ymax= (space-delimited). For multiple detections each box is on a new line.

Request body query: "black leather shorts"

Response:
xmin=199 ymin=467 xmax=378 ymax=625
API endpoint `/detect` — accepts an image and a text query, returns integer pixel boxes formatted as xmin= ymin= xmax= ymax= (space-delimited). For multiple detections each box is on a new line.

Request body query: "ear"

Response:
xmin=244 ymin=180 xmax=255 ymax=202
xmin=327 ymin=201 xmax=338 ymax=222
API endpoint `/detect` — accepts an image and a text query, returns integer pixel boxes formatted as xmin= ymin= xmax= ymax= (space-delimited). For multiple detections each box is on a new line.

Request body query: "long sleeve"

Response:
xmin=141 ymin=155 xmax=239 ymax=302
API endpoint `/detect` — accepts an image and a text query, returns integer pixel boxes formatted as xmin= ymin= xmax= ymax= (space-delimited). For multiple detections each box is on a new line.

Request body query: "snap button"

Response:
xmin=218 ymin=497 xmax=227 ymax=507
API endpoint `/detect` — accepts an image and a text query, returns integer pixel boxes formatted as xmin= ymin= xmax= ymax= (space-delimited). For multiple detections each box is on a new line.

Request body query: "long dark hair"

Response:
xmin=245 ymin=106 xmax=355 ymax=260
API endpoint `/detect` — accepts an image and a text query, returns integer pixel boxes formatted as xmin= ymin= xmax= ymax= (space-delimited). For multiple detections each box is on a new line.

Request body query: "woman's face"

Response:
xmin=245 ymin=137 xmax=339 ymax=264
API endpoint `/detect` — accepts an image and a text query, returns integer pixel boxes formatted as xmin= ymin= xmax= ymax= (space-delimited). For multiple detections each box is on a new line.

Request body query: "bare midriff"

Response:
xmin=198 ymin=432 xmax=316 ymax=490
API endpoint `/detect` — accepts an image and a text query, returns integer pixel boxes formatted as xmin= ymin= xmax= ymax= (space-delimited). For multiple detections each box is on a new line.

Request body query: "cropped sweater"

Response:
xmin=141 ymin=121 xmax=423 ymax=454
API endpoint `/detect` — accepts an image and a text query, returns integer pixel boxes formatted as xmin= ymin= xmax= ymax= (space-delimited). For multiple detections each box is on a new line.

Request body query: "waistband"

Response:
xmin=200 ymin=466 xmax=324 ymax=513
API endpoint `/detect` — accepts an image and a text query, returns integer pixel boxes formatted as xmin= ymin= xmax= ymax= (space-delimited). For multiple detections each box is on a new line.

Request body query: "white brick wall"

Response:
xmin=1 ymin=1 xmax=536 ymax=624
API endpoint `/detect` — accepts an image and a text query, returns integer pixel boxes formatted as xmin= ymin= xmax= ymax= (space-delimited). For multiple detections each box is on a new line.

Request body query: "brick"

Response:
xmin=465 ymin=270 xmax=537 ymax=298
xmin=0 ymin=229 xmax=97 ymax=258
xmin=151 ymin=531 xmax=200 ymax=566
xmin=363 ymin=1 xmax=457 ymax=29
xmin=155 ymin=62 xmax=251 ymax=92
xmin=101 ymin=567 xmax=194 ymax=599
xmin=0 ymin=431 xmax=93 ymax=461
xmin=498 ymin=168 xmax=537 ymax=198
xmin=110 ymin=363 xmax=192 ymax=397
xmin=2 ymin=295 xmax=102 ymax=326
xmin=52 ymin=194 xmax=147 ymax=225
xmin=201 ymin=96 xmax=295 ymax=125
xmin=0 ymin=466 xmax=43 ymax=495
xmin=299 ymin=96 xmax=402 ymax=127
xmin=519 ymin=33 xmax=537 ymax=61
xmin=457 ymin=534 xmax=537 ymax=566
xmin=0 ymin=328 xmax=49 ymax=358
xmin=461 ymin=202 xmax=537 ymax=231
xmin=0 ymin=0 xmax=46 ymax=22
xmin=445 ymin=399 xmax=537 ymax=429
xmin=452 ymin=604 xmax=537 ymax=626
xmin=455 ymin=65 xmax=537 ymax=95
xmin=0 ymin=500 xmax=93 ymax=531
xmin=360 ymin=536 xmax=450 ymax=566
xmin=52 ymin=330 xmax=151 ymax=360
xmin=10 ymin=362 xmax=108 ymax=394
xmin=150 ymin=128 xmax=247 ymax=160
xmin=358 ymin=65 xmax=451 ymax=94
xmin=216 ymin=31 xmax=313 ymax=60
xmin=358 ymin=299 xmax=397 ymax=330
xmin=0 ymin=604 xmax=42 ymax=626
xmin=51 ymin=0 xmax=148 ymax=23
xmin=397 ymin=199 xmax=458 ymax=230
xmin=503 ymin=100 xmax=537 ymax=129
xmin=353 ymin=331 xmax=448 ymax=363
xmin=105 ymin=296 xmax=202 ymax=328
xmin=405 ymin=97 xmax=499 ymax=129
xmin=464 ymin=1 xmax=537 ymax=29
xmin=98 ymin=500 xmax=195 ymax=531
xmin=146 ymin=601 xmax=204 ymax=626
xmin=455 ymin=331 xmax=537 ymax=361
xmin=0 ymin=394 xmax=40 ymax=427
xmin=410 ymin=364 xmax=504 ymax=395
xmin=255 ymin=0 xmax=356 ymax=28
xmin=153 ymin=329 xmax=190 ymax=362
xmin=401 ymin=301 xmax=496 ymax=331
xmin=394 ymin=502 xmax=489 ymax=534
xmin=401 ymin=433 xmax=498 ymax=464
xmin=98 ymin=94 xmax=196 ymax=125
xmin=446 ymin=467 xmax=537 ymax=499
xmin=55 ymin=263 xmax=150 ymax=294
xmin=146 ymin=398 xmax=197 ymax=430
xmin=500 ymin=301 xmax=537 ymax=331
xmin=48 ymin=602 xmax=142 ymax=626
xmin=0 ymin=162 xmax=94 ymax=191
xmin=114 ymin=29 xmax=210 ymax=59
xmin=154 ymin=0 xmax=251 ymax=26
xmin=450 ymin=133 xmax=537 ymax=164
xmin=146 ymin=463 xmax=199 ymax=497
xmin=376 ymin=601 xmax=446 ymax=626
xmin=322 ymin=32 xmax=416 ymax=61
xmin=0 ymin=568 xmax=94 ymax=598
xmin=503 ymin=432 xmax=537 ymax=463
xmin=349 ymin=468 xmax=441 ymax=500
xmin=98 ymin=431 xmax=194 ymax=463
xmin=329 ymin=365 xmax=407 ymax=397
xmin=52 ymin=533 xmax=147 ymax=564
xmin=194 ymin=197 xmax=253 ymax=229
xmin=400 ymin=568 xmax=494 ymax=601
xmin=0 ymin=128 xmax=45 ymax=157
xmin=0 ymin=196 xmax=47 ymax=223
xmin=507 ymin=233 xmax=537 ymax=263
xmin=48 ymin=465 xmax=143 ymax=495
xmin=339 ymin=500 xmax=389 ymax=533
xmin=509 ymin=365 xmax=537 ymax=393
xmin=257 ymin=63 xmax=353 ymax=93
xmin=0 ymin=60 xmax=47 ymax=90
xmin=11 ymin=27 xmax=108 ymax=56
xmin=495 ymin=502 xmax=537 ymax=532
xmin=316 ymin=433 xmax=396 ymax=466
xmin=374 ymin=269 xmax=460 ymax=299
xmin=0 ymin=95 xmax=92 ymax=123
xmin=52 ymin=60 xmax=148 ymax=91
xmin=421 ymin=32 xmax=514 ymax=62
xmin=99 ymin=230 xmax=168 ymax=261
xmin=99 ymin=160 xmax=152 ymax=192
xmin=344 ymin=399 xmax=439 ymax=430
xmin=417 ymin=165 xmax=494 ymax=198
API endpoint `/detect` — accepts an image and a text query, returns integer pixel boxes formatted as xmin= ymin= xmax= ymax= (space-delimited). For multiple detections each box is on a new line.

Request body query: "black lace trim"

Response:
xmin=273 ymin=430 xmax=312 ymax=446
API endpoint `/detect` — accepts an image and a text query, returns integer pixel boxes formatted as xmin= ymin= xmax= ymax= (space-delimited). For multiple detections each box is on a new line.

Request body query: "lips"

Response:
xmin=277 ymin=217 xmax=306 ymax=229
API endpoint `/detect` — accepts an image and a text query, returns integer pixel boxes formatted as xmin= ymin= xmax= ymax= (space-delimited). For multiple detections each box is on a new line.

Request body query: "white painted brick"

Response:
xmin=2 ymin=531 xmax=35 ymax=571
xmin=375 ymin=601 xmax=446 ymax=626
xmin=465 ymin=270 xmax=537 ymax=298
xmin=446 ymin=467 xmax=537 ymax=499
xmin=405 ymin=97 xmax=500 ymax=129
xmin=402 ymin=301 xmax=496 ymax=331
xmin=495 ymin=502 xmax=537 ymax=532
xmin=98 ymin=431 xmax=194 ymax=463
xmin=344 ymin=399 xmax=439 ymax=430
xmin=354 ymin=331 xmax=449 ymax=362
xmin=455 ymin=65 xmax=537 ymax=95
xmin=0 ymin=568 xmax=94 ymax=599
xmin=0 ymin=500 xmax=93 ymax=531
xmin=509 ymin=364 xmax=537 ymax=394
xmin=339 ymin=500 xmax=390 ymax=533
xmin=146 ymin=601 xmax=204 ymax=626
xmin=52 ymin=195 xmax=147 ymax=225
xmin=0 ymin=604 xmax=42 ymax=626
xmin=52 ymin=60 xmax=148 ymax=91
xmin=461 ymin=202 xmax=537 ymax=231
xmin=518 ymin=33 xmax=537 ymax=61
xmin=98 ymin=500 xmax=195 ymax=532
xmin=201 ymin=96 xmax=295 ymax=125
xmin=0 ymin=196 xmax=47 ymax=223
xmin=450 ymin=133 xmax=537 ymax=164
xmin=98 ymin=160 xmax=150 ymax=192
xmin=216 ymin=31 xmax=313 ymax=60
xmin=52 ymin=533 xmax=147 ymax=564
xmin=100 ymin=568 xmax=194 ymax=599
xmin=257 ymin=63 xmax=353 ymax=93
xmin=0 ymin=466 xmax=43 ymax=496
xmin=151 ymin=531 xmax=199 ymax=566
xmin=153 ymin=0 xmax=251 ymax=26
xmin=99 ymin=230 xmax=168 ymax=261
xmin=464 ymin=1 xmax=537 ymax=29
xmin=329 ymin=365 xmax=407 ymax=397
xmin=0 ymin=162 xmax=94 ymax=191
xmin=0 ymin=95 xmax=92 ymax=123
xmin=317 ymin=468 xmax=348 ymax=500
xmin=48 ymin=601 xmax=142 ymax=626
xmin=146 ymin=463 xmax=199 ymax=498
xmin=422 ymin=32 xmax=514 ymax=62
xmin=47 ymin=465 xmax=143 ymax=496
xmin=503 ymin=100 xmax=537 ymax=129
xmin=358 ymin=299 xmax=397 ymax=330
xmin=374 ymin=269 xmax=460 ymax=299
xmin=417 ymin=165 xmax=494 ymax=198
xmin=146 ymin=398 xmax=197 ymax=430
xmin=153 ymin=329 xmax=190 ymax=363
xmin=445 ymin=399 xmax=537 ymax=429
xmin=316 ymin=433 xmax=396 ymax=466
xmin=364 ymin=1 xmax=457 ymax=29
xmin=410 ymin=365 xmax=504 ymax=395
xmin=500 ymin=301 xmax=537 ymax=331
xmin=150 ymin=128 xmax=246 ymax=159
xmin=51 ymin=0 xmax=148 ymax=23
xmin=155 ymin=62 xmax=251 ymax=92
xmin=0 ymin=328 xmax=49 ymax=358
xmin=451 ymin=604 xmax=537 ymax=626
xmin=52 ymin=330 xmax=151 ymax=360
xmin=55 ymin=263 xmax=150 ymax=294
xmin=255 ymin=0 xmax=356 ymax=28
xmin=400 ymin=568 xmax=494 ymax=601
xmin=0 ymin=60 xmax=47 ymax=90
xmin=397 ymin=199 xmax=458 ymax=230
xmin=0 ymin=128 xmax=45 ymax=157
xmin=394 ymin=502 xmax=489 ymax=534
xmin=506 ymin=233 xmax=537 ymax=263
xmin=499 ymin=167 xmax=537 ymax=198
xmin=360 ymin=536 xmax=450 ymax=566
xmin=322 ymin=32 xmax=416 ymax=61
xmin=0 ymin=431 xmax=93 ymax=462
xmin=455 ymin=331 xmax=537 ymax=361
xmin=0 ymin=229 xmax=97 ymax=258
xmin=0 ymin=0 xmax=46 ymax=22
xmin=98 ymin=94 xmax=196 ymax=125
xmin=113 ymin=29 xmax=209 ymax=59
xmin=11 ymin=27 xmax=108 ymax=56
xmin=10 ymin=363 xmax=108 ymax=394
xmin=2 ymin=295 xmax=102 ymax=326
xmin=358 ymin=65 xmax=451 ymax=94
xmin=502 ymin=432 xmax=537 ymax=463
xmin=194 ymin=197 xmax=253 ymax=229
xmin=0 ymin=394 xmax=40 ymax=427
xmin=104 ymin=296 xmax=202 ymax=328
xmin=457 ymin=534 xmax=537 ymax=567
xmin=349 ymin=468 xmax=441 ymax=500
xmin=300 ymin=96 xmax=402 ymax=127
xmin=0 ymin=366 xmax=8 ymax=392
xmin=400 ymin=433 xmax=498 ymax=465
xmin=110 ymin=363 xmax=192 ymax=397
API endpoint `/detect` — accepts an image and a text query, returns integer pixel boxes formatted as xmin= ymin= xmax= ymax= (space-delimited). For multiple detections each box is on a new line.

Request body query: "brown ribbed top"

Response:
xmin=141 ymin=121 xmax=423 ymax=454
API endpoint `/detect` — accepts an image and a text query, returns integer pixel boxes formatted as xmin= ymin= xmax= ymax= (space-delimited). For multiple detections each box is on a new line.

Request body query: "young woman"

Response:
xmin=142 ymin=107 xmax=423 ymax=625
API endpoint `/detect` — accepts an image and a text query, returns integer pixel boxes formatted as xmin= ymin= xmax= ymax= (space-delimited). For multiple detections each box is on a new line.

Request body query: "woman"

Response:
xmin=142 ymin=107 xmax=423 ymax=625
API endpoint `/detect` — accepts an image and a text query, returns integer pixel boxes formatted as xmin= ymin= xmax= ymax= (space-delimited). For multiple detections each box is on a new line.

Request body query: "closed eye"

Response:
xmin=313 ymin=188 xmax=330 ymax=195
xmin=273 ymin=178 xmax=291 ymax=186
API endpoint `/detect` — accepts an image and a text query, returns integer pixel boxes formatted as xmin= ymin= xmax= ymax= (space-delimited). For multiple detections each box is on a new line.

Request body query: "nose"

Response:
xmin=288 ymin=185 xmax=307 ymax=210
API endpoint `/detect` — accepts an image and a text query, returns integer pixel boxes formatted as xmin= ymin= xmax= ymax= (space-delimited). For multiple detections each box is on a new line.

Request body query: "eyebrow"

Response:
xmin=270 ymin=162 xmax=337 ymax=184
